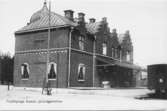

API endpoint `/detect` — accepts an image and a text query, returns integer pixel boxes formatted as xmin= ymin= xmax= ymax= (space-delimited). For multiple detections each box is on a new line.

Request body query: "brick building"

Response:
xmin=14 ymin=2 xmax=141 ymax=88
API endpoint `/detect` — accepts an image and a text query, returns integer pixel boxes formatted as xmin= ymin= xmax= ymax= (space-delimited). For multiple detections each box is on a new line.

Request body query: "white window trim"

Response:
xmin=21 ymin=63 xmax=30 ymax=80
xmin=78 ymin=63 xmax=86 ymax=81
xmin=48 ymin=62 xmax=57 ymax=80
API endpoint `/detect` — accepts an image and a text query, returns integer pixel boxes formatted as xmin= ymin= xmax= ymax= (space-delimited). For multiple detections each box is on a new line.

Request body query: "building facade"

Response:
xmin=14 ymin=2 xmax=141 ymax=88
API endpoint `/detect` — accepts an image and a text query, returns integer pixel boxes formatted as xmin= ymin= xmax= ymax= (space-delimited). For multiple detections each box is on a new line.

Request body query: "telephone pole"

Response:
xmin=42 ymin=0 xmax=51 ymax=95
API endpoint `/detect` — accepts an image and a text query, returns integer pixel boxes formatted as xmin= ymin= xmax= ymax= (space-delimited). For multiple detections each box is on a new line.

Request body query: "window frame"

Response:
xmin=47 ymin=62 xmax=57 ymax=80
xmin=78 ymin=63 xmax=86 ymax=82
xmin=21 ymin=63 xmax=30 ymax=80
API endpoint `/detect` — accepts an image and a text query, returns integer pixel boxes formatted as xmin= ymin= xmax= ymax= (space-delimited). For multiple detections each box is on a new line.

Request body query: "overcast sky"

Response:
xmin=0 ymin=0 xmax=167 ymax=67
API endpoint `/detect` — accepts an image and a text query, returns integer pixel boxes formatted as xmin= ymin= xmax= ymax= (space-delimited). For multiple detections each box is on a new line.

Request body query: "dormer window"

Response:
xmin=79 ymin=36 xmax=85 ymax=50
xmin=102 ymin=43 xmax=107 ymax=55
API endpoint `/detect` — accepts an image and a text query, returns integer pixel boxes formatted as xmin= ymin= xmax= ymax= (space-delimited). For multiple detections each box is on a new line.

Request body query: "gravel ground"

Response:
xmin=0 ymin=85 xmax=167 ymax=110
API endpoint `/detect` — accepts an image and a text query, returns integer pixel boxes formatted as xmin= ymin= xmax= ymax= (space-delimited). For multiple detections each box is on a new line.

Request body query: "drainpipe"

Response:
xmin=67 ymin=27 xmax=74 ymax=88
xmin=92 ymin=35 xmax=96 ymax=87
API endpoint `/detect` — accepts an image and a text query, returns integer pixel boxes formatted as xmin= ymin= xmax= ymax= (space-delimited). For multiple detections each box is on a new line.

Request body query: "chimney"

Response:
xmin=125 ymin=30 xmax=130 ymax=35
xmin=64 ymin=10 xmax=74 ymax=21
xmin=102 ymin=17 xmax=107 ymax=23
xmin=89 ymin=18 xmax=96 ymax=23
xmin=112 ymin=28 xmax=117 ymax=33
xmin=112 ymin=28 xmax=117 ymax=37
xmin=78 ymin=12 xmax=85 ymax=22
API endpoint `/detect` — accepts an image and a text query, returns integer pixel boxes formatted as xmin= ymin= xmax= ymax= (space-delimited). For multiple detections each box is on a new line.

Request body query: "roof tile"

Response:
xmin=86 ymin=22 xmax=102 ymax=34
xmin=15 ymin=4 xmax=77 ymax=34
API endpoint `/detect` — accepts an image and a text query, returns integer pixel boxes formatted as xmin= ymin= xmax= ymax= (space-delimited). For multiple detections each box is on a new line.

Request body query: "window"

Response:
xmin=48 ymin=62 xmax=57 ymax=80
xmin=79 ymin=36 xmax=85 ymax=50
xmin=140 ymin=72 xmax=147 ymax=80
xmin=119 ymin=50 xmax=122 ymax=61
xmin=78 ymin=63 xmax=86 ymax=81
xmin=126 ymin=51 xmax=130 ymax=61
xmin=102 ymin=43 xmax=107 ymax=55
xmin=115 ymin=48 xmax=117 ymax=58
xmin=21 ymin=63 xmax=29 ymax=79
xmin=111 ymin=48 xmax=114 ymax=57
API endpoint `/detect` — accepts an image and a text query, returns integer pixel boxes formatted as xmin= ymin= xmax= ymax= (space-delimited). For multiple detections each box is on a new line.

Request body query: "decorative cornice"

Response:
xmin=15 ymin=47 xmax=135 ymax=67
xmin=15 ymin=47 xmax=120 ymax=61
xmin=15 ymin=47 xmax=68 ymax=54
xmin=15 ymin=25 xmax=72 ymax=34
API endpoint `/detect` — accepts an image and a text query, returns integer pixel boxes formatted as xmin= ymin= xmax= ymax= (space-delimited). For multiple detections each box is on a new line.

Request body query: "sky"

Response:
xmin=0 ymin=0 xmax=167 ymax=67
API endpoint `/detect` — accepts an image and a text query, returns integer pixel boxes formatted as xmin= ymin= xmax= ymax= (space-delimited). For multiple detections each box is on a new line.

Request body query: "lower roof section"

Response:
xmin=96 ymin=56 xmax=141 ymax=70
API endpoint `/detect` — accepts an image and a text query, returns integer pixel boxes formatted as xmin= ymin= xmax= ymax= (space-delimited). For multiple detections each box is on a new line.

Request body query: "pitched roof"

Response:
xmin=86 ymin=22 xmax=102 ymax=34
xmin=15 ymin=2 xmax=103 ymax=35
xmin=15 ymin=2 xmax=77 ymax=34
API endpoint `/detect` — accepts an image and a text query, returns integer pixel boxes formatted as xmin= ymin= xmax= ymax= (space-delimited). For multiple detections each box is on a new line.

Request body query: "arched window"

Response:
xmin=119 ymin=50 xmax=122 ymax=61
xmin=21 ymin=63 xmax=29 ymax=79
xmin=78 ymin=63 xmax=86 ymax=81
xmin=111 ymin=47 xmax=114 ymax=57
xmin=79 ymin=36 xmax=85 ymax=50
xmin=48 ymin=62 xmax=57 ymax=80
xmin=115 ymin=48 xmax=117 ymax=58
xmin=126 ymin=51 xmax=130 ymax=61
xmin=102 ymin=43 xmax=107 ymax=55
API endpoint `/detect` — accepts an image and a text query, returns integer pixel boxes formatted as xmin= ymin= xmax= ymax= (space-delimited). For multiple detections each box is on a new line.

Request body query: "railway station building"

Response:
xmin=14 ymin=1 xmax=141 ymax=88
